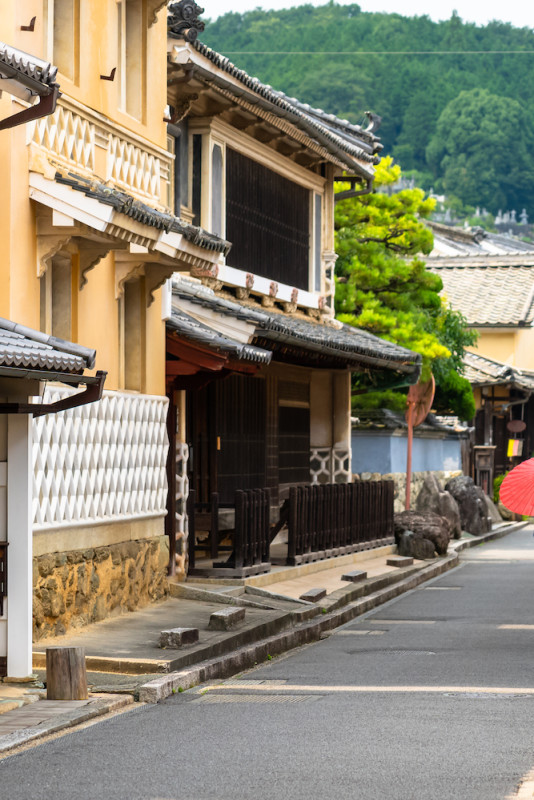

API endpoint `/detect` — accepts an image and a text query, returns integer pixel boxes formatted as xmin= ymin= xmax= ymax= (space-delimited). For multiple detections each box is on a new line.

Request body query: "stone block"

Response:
xmin=159 ymin=627 xmax=199 ymax=649
xmin=398 ymin=531 xmax=435 ymax=560
xmin=341 ymin=570 xmax=368 ymax=583
xmin=208 ymin=606 xmax=246 ymax=631
xmin=299 ymin=588 xmax=327 ymax=602
xmin=387 ymin=556 xmax=414 ymax=567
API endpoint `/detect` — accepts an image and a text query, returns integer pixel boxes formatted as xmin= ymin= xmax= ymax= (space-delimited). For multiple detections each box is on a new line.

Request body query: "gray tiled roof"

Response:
xmin=173 ymin=39 xmax=379 ymax=176
xmin=463 ymin=351 xmax=534 ymax=390
xmin=352 ymin=408 xmax=467 ymax=434
xmin=172 ymin=278 xmax=421 ymax=374
xmin=55 ymin=170 xmax=231 ymax=255
xmin=427 ymin=221 xmax=534 ymax=263
xmin=0 ymin=318 xmax=95 ymax=374
xmin=428 ymin=263 xmax=534 ymax=326
xmin=0 ymin=41 xmax=58 ymax=101
xmin=168 ymin=306 xmax=272 ymax=364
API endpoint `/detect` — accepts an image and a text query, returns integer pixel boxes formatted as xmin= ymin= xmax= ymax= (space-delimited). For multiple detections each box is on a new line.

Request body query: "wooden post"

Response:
xmin=46 ymin=647 xmax=88 ymax=700
xmin=405 ymin=402 xmax=415 ymax=511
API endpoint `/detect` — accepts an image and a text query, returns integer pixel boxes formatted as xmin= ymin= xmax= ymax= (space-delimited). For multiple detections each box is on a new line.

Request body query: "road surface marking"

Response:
xmin=499 ymin=625 xmax=534 ymax=630
xmin=369 ymin=619 xmax=436 ymax=625
xmin=212 ymin=684 xmax=534 ymax=695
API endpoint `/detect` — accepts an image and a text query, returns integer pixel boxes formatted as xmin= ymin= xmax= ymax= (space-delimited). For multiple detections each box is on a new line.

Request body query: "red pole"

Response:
xmin=405 ymin=402 xmax=414 ymax=510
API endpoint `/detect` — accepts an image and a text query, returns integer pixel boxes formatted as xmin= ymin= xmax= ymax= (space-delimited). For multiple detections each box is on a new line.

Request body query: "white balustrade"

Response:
xmin=31 ymin=104 xmax=95 ymax=172
xmin=108 ymin=134 xmax=162 ymax=202
xmin=29 ymin=101 xmax=170 ymax=205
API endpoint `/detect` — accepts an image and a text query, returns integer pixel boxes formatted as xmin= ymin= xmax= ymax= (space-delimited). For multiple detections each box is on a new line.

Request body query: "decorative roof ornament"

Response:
xmin=168 ymin=1 xmax=205 ymax=42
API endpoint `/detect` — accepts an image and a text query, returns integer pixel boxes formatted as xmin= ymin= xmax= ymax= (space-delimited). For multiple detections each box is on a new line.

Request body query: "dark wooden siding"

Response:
xmin=225 ymin=148 xmax=311 ymax=289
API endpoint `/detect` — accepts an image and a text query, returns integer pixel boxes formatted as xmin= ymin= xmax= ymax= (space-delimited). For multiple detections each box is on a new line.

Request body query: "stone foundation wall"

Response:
xmin=33 ymin=536 xmax=169 ymax=640
xmin=353 ymin=470 xmax=463 ymax=513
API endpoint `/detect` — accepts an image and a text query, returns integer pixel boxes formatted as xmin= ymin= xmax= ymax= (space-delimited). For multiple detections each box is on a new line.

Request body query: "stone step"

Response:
xmin=387 ymin=556 xmax=414 ymax=567
xmin=159 ymin=628 xmax=199 ymax=649
xmin=208 ymin=607 xmax=246 ymax=631
xmin=299 ymin=588 xmax=327 ymax=603
xmin=341 ymin=570 xmax=368 ymax=583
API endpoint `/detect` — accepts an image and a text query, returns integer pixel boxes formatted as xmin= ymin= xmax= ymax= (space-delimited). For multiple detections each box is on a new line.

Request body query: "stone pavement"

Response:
xmin=0 ymin=521 xmax=524 ymax=754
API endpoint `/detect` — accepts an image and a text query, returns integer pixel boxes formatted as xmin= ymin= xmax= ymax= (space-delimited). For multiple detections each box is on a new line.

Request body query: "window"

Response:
xmin=225 ymin=148 xmax=311 ymax=289
xmin=314 ymin=193 xmax=322 ymax=292
xmin=117 ymin=0 xmax=147 ymax=121
xmin=211 ymin=144 xmax=224 ymax=237
xmin=167 ymin=121 xmax=189 ymax=214
xmin=50 ymin=0 xmax=80 ymax=83
xmin=191 ymin=134 xmax=202 ymax=226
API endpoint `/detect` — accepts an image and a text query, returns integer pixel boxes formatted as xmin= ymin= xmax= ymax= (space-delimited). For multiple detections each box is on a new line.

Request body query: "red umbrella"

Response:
xmin=499 ymin=458 xmax=534 ymax=515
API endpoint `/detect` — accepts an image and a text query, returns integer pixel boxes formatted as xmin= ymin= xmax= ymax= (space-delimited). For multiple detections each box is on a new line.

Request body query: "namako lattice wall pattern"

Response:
xmin=174 ymin=442 xmax=189 ymax=574
xmin=32 ymin=389 xmax=169 ymax=530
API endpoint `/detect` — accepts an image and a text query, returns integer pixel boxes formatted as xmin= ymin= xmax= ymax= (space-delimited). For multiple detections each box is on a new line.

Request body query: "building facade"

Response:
xmin=426 ymin=221 xmax=534 ymax=484
xmin=164 ymin=9 xmax=421 ymax=576
xmin=0 ymin=2 xmax=231 ymax=647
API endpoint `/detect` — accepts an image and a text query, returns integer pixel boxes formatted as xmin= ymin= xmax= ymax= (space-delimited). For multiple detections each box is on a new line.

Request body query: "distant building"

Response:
xmin=426 ymin=221 xmax=534 ymax=485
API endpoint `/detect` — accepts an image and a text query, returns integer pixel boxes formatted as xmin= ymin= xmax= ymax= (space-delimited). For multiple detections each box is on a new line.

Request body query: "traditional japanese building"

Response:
xmin=0 ymin=2 xmax=230 ymax=653
xmin=426 ymin=221 xmax=534 ymax=487
xmin=164 ymin=6 xmax=421 ymax=577
xmin=0 ymin=1 xmax=425 ymax=656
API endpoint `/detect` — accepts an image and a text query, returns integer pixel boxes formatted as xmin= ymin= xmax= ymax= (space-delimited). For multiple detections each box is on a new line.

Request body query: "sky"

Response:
xmin=206 ymin=0 xmax=534 ymax=28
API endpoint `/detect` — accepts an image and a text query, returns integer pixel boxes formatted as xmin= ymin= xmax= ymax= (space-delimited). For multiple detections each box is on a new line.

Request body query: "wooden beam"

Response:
xmin=166 ymin=360 xmax=201 ymax=376
xmin=166 ymin=335 xmax=228 ymax=371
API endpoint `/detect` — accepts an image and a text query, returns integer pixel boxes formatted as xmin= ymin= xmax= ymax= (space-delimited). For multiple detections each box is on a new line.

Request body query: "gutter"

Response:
xmin=0 ymin=84 xmax=60 ymax=131
xmin=0 ymin=370 xmax=106 ymax=416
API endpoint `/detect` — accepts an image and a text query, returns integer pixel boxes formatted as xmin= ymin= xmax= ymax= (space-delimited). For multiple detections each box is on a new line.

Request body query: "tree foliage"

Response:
xmin=426 ymin=88 xmax=534 ymax=213
xmin=335 ymin=158 xmax=477 ymax=420
xmin=204 ymin=5 xmax=534 ymax=215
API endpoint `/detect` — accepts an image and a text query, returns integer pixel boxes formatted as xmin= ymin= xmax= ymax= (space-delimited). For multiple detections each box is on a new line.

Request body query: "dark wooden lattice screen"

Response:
xmin=216 ymin=375 xmax=267 ymax=503
xmin=226 ymin=148 xmax=311 ymax=289
xmin=278 ymin=405 xmax=310 ymax=485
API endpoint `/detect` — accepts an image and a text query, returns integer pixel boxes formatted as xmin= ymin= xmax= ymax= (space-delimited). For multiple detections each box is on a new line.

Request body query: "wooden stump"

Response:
xmin=46 ymin=646 xmax=88 ymax=700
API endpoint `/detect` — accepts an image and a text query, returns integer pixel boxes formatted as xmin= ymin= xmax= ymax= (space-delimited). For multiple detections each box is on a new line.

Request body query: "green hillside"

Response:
xmin=203 ymin=3 xmax=534 ymax=215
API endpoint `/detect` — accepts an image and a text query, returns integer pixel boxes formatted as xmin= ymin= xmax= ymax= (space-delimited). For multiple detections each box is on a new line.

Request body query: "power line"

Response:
xmin=219 ymin=50 xmax=534 ymax=55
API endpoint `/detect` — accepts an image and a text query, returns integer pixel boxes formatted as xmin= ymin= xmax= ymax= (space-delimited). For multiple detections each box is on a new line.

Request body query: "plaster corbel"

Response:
xmin=77 ymin=239 xmax=119 ymax=289
xmin=115 ymin=258 xmax=146 ymax=299
xmin=144 ymin=265 xmax=177 ymax=306
xmin=147 ymin=0 xmax=168 ymax=26
xmin=36 ymin=232 xmax=72 ymax=278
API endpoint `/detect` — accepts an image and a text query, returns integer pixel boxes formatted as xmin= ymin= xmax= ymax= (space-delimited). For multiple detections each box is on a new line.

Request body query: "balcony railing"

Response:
xmin=28 ymin=98 xmax=172 ymax=205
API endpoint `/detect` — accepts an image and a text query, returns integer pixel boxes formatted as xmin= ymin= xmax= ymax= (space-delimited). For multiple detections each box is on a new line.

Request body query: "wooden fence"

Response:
xmin=188 ymin=488 xmax=271 ymax=577
xmin=287 ymin=480 xmax=394 ymax=566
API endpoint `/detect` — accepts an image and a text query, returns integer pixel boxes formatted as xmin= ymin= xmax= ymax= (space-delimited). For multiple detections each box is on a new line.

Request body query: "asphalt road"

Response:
xmin=4 ymin=526 xmax=534 ymax=799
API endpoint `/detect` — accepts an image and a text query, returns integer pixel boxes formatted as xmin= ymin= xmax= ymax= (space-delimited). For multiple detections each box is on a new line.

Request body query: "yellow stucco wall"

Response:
xmin=0 ymin=1 xmax=168 ymax=395
xmin=1 ymin=1 xmax=167 ymax=149
xmin=469 ymin=328 xmax=534 ymax=372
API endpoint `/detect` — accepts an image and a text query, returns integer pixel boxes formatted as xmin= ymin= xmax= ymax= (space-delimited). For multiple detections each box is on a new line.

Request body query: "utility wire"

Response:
xmin=219 ymin=50 xmax=534 ymax=55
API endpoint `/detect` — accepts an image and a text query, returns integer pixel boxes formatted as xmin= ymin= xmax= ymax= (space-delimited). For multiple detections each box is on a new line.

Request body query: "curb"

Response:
xmin=139 ymin=552 xmax=459 ymax=703
xmin=0 ymin=694 xmax=133 ymax=756
xmin=451 ymin=521 xmax=529 ymax=553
